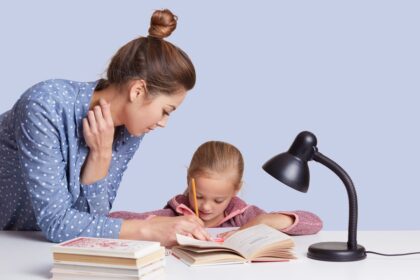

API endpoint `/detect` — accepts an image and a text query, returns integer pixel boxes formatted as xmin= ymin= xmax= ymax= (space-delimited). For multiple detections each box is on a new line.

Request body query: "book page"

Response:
xmin=206 ymin=227 xmax=239 ymax=238
xmin=176 ymin=234 xmax=229 ymax=249
xmin=223 ymin=224 xmax=292 ymax=259
xmin=176 ymin=224 xmax=292 ymax=260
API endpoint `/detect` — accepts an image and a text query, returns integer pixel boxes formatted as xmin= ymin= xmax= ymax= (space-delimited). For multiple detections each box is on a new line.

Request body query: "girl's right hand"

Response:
xmin=120 ymin=215 xmax=212 ymax=247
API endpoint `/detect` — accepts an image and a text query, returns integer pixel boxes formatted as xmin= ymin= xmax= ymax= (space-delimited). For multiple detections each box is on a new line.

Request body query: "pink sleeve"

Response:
xmin=108 ymin=208 xmax=176 ymax=220
xmin=274 ymin=210 xmax=323 ymax=235
xmin=222 ymin=205 xmax=267 ymax=227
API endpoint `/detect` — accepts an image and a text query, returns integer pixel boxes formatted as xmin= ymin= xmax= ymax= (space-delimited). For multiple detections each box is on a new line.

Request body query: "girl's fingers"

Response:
xmin=187 ymin=215 xmax=205 ymax=227
xmin=190 ymin=225 xmax=212 ymax=241
xmin=179 ymin=217 xmax=212 ymax=241
xmin=217 ymin=230 xmax=237 ymax=239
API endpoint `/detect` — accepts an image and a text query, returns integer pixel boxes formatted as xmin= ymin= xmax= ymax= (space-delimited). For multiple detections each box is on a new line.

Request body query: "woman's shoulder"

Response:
xmin=16 ymin=79 xmax=97 ymax=112
xmin=21 ymin=79 xmax=95 ymax=101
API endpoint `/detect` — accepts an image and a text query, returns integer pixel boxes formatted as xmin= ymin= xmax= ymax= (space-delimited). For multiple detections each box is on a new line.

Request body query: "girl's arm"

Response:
xmin=242 ymin=212 xmax=295 ymax=231
xmin=223 ymin=205 xmax=323 ymax=237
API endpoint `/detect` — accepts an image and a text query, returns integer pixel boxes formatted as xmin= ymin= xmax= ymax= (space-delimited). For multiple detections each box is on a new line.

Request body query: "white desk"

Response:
xmin=1 ymin=230 xmax=419 ymax=280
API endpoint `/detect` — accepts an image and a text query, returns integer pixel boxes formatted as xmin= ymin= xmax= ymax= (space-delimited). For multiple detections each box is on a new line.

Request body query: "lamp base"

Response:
xmin=307 ymin=242 xmax=366 ymax=262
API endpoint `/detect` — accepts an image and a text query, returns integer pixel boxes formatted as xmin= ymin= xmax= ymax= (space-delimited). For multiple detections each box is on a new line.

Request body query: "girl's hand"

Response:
xmin=121 ymin=215 xmax=212 ymax=247
xmin=217 ymin=229 xmax=238 ymax=239
xmin=83 ymin=98 xmax=115 ymax=155
xmin=217 ymin=213 xmax=295 ymax=239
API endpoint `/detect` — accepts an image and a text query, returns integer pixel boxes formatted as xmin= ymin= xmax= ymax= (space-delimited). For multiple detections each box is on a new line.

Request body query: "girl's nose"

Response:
xmin=200 ymin=201 xmax=211 ymax=211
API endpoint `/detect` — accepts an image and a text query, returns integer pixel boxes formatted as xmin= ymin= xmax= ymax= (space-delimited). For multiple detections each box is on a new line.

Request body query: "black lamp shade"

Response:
xmin=263 ymin=131 xmax=318 ymax=193
xmin=262 ymin=153 xmax=310 ymax=192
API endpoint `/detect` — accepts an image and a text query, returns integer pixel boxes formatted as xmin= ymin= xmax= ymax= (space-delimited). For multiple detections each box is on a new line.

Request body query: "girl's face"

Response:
xmin=188 ymin=174 xmax=239 ymax=227
xmin=122 ymin=81 xmax=187 ymax=137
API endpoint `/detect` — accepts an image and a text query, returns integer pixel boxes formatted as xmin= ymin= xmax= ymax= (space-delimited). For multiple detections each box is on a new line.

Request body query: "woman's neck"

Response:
xmin=90 ymin=85 xmax=125 ymax=126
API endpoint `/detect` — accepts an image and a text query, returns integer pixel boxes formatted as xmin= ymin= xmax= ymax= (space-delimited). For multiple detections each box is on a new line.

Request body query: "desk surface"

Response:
xmin=1 ymin=230 xmax=419 ymax=280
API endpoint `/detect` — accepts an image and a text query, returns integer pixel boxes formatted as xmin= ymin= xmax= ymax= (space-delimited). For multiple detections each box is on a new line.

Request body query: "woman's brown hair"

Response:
xmin=187 ymin=141 xmax=244 ymax=191
xmin=96 ymin=9 xmax=195 ymax=95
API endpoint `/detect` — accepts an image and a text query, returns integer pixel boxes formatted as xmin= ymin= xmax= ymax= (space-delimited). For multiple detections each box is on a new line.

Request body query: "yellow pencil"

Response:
xmin=191 ymin=178 xmax=199 ymax=217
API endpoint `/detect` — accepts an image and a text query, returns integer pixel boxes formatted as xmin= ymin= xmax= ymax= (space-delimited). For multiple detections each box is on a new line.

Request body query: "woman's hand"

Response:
xmin=81 ymin=98 xmax=115 ymax=185
xmin=120 ymin=215 xmax=212 ymax=247
xmin=217 ymin=213 xmax=295 ymax=239
xmin=83 ymin=98 xmax=115 ymax=155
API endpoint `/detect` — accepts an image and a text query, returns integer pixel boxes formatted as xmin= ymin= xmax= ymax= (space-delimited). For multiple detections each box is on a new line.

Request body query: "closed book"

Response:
xmin=53 ymin=247 xmax=165 ymax=269
xmin=50 ymin=267 xmax=165 ymax=280
xmin=52 ymin=237 xmax=162 ymax=259
xmin=51 ymin=259 xmax=165 ymax=278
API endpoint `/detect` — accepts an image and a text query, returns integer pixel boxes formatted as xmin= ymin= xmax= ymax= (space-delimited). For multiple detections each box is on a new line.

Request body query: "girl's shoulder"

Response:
xmin=224 ymin=196 xmax=251 ymax=213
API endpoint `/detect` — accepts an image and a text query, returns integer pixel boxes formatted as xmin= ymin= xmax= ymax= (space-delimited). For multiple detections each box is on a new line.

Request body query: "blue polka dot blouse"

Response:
xmin=0 ymin=79 xmax=143 ymax=242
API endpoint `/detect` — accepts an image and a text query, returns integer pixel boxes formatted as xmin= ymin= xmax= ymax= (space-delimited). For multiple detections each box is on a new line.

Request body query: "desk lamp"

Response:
xmin=262 ymin=131 xmax=366 ymax=261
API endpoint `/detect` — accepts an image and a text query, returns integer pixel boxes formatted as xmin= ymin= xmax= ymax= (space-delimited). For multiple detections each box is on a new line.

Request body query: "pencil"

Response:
xmin=191 ymin=178 xmax=199 ymax=217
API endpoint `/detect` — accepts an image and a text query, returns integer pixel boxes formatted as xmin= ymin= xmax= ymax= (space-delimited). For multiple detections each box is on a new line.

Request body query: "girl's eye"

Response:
xmin=215 ymin=200 xmax=225 ymax=204
xmin=196 ymin=196 xmax=203 ymax=200
xmin=162 ymin=110 xmax=169 ymax=116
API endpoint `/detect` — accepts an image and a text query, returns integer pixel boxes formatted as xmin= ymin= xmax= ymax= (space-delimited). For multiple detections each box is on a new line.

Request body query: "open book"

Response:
xmin=172 ymin=224 xmax=295 ymax=266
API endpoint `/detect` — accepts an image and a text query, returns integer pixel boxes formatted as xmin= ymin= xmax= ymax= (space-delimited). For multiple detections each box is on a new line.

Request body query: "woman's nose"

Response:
xmin=157 ymin=116 xmax=169 ymax=127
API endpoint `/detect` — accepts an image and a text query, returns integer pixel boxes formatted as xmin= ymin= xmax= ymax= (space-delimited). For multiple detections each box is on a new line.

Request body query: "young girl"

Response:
xmin=110 ymin=141 xmax=323 ymax=236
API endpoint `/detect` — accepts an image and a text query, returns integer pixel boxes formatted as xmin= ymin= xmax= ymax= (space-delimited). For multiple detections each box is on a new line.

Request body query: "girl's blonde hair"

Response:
xmin=187 ymin=141 xmax=244 ymax=191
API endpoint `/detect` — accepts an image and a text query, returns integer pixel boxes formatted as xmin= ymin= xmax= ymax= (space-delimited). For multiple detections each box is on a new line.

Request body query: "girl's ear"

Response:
xmin=183 ymin=187 xmax=189 ymax=196
xmin=128 ymin=79 xmax=147 ymax=103
xmin=234 ymin=181 xmax=244 ymax=196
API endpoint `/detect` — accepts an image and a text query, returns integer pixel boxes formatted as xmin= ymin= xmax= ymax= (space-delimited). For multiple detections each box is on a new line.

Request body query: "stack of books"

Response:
xmin=50 ymin=237 xmax=165 ymax=280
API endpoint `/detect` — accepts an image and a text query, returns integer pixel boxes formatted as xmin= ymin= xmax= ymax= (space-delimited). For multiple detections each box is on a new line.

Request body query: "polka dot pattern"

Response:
xmin=0 ymin=79 xmax=143 ymax=242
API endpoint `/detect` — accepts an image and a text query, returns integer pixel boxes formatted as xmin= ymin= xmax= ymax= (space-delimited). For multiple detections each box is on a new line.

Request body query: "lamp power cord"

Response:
xmin=366 ymin=250 xmax=420 ymax=257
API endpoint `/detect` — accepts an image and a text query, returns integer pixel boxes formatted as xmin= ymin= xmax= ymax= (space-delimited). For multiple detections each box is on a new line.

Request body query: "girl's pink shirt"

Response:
xmin=109 ymin=194 xmax=323 ymax=235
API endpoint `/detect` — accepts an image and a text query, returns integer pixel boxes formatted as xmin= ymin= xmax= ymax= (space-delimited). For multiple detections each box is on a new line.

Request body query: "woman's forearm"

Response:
xmin=119 ymin=219 xmax=147 ymax=240
xmin=80 ymin=150 xmax=112 ymax=185
xmin=118 ymin=216 xmax=212 ymax=247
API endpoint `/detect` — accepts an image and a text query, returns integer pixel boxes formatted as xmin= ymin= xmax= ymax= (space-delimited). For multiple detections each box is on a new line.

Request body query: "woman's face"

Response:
xmin=188 ymin=174 xmax=238 ymax=227
xmin=123 ymin=82 xmax=187 ymax=136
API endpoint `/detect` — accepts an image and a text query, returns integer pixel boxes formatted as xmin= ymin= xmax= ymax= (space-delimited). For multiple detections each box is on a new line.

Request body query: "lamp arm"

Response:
xmin=312 ymin=151 xmax=359 ymax=250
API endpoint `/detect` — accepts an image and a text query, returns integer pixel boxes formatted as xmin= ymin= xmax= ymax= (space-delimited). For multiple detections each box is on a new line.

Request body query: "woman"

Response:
xmin=0 ymin=9 xmax=211 ymax=247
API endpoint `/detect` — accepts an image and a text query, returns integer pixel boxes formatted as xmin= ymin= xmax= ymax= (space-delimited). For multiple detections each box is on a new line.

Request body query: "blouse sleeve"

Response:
xmin=15 ymin=98 xmax=123 ymax=242
xmin=80 ymin=133 xmax=141 ymax=216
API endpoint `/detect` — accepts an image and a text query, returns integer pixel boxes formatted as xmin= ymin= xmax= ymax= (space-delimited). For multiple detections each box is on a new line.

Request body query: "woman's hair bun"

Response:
xmin=148 ymin=9 xmax=178 ymax=39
